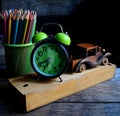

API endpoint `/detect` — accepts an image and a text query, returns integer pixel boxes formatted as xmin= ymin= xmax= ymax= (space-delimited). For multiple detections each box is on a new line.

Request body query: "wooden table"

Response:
xmin=0 ymin=42 xmax=120 ymax=115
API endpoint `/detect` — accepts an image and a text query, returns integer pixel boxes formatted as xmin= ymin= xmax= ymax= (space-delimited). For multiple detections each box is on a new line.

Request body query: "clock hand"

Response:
xmin=39 ymin=58 xmax=51 ymax=65
xmin=43 ymin=58 xmax=52 ymax=65
xmin=42 ymin=58 xmax=52 ymax=71
xmin=38 ymin=58 xmax=51 ymax=71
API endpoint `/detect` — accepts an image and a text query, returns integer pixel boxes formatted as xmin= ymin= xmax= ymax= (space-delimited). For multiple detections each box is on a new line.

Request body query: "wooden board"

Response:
xmin=8 ymin=64 xmax=116 ymax=112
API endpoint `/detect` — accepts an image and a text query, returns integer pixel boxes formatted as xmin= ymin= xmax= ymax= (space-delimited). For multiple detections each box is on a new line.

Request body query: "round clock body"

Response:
xmin=31 ymin=37 xmax=70 ymax=79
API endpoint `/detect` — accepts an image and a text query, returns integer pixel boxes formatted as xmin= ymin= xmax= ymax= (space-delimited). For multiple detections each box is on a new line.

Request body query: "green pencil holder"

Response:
xmin=4 ymin=43 xmax=35 ymax=76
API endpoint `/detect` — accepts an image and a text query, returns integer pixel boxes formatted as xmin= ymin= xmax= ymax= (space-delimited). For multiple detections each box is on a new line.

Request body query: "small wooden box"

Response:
xmin=8 ymin=64 xmax=116 ymax=112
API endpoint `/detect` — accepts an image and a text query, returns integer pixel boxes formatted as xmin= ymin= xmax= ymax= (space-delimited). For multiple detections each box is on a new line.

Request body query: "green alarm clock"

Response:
xmin=31 ymin=23 xmax=71 ymax=81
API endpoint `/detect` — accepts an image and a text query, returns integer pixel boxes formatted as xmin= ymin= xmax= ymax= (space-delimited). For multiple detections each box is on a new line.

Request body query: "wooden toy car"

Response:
xmin=68 ymin=43 xmax=111 ymax=72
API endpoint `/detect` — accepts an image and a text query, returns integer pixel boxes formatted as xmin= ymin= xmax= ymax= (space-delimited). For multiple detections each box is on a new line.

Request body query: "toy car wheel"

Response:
xmin=79 ymin=63 xmax=86 ymax=72
xmin=102 ymin=57 xmax=108 ymax=65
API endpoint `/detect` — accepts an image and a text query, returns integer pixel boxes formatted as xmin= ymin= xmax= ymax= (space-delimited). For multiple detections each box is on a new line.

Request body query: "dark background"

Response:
xmin=0 ymin=0 xmax=119 ymax=67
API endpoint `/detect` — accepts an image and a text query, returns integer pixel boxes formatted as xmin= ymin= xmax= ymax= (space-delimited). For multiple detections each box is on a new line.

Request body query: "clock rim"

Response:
xmin=31 ymin=38 xmax=70 ymax=78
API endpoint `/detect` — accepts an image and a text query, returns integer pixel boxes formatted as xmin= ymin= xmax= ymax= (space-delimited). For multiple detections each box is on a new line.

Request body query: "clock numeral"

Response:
xmin=38 ymin=60 xmax=49 ymax=71
xmin=42 ymin=66 xmax=46 ymax=71
xmin=42 ymin=46 xmax=47 ymax=52
xmin=43 ymin=62 xmax=49 ymax=71
xmin=37 ymin=51 xmax=43 ymax=56
xmin=38 ymin=62 xmax=42 ymax=67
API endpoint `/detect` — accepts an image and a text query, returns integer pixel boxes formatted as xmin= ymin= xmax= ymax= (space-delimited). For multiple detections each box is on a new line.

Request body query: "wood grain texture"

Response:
xmin=1 ymin=0 xmax=81 ymax=16
xmin=8 ymin=64 xmax=116 ymax=112
xmin=0 ymin=68 xmax=120 ymax=115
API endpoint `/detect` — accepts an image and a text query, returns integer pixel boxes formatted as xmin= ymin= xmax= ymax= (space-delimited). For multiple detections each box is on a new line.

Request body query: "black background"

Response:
xmin=0 ymin=0 xmax=119 ymax=67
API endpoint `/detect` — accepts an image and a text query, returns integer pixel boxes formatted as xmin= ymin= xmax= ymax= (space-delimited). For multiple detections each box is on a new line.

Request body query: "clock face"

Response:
xmin=31 ymin=41 xmax=69 ymax=78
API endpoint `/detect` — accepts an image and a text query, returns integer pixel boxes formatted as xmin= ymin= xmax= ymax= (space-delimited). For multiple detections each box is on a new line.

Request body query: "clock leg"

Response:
xmin=58 ymin=75 xmax=63 ymax=82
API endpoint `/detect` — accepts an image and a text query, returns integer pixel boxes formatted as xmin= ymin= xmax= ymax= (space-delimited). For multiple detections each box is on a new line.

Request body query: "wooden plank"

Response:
xmin=57 ymin=81 xmax=120 ymax=103
xmin=8 ymin=64 xmax=116 ymax=112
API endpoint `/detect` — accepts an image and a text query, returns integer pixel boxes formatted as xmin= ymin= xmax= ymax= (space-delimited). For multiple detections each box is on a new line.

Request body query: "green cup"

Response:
xmin=4 ymin=43 xmax=35 ymax=76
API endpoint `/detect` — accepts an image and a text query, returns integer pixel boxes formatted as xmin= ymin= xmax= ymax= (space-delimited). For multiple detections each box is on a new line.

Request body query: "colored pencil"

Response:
xmin=30 ymin=11 xmax=37 ymax=42
xmin=16 ymin=16 xmax=24 ymax=44
xmin=8 ymin=10 xmax=12 ymax=44
xmin=22 ymin=10 xmax=30 ymax=44
xmin=2 ymin=10 xmax=8 ymax=43
xmin=2 ymin=9 xmax=37 ymax=44
xmin=25 ymin=11 xmax=34 ymax=43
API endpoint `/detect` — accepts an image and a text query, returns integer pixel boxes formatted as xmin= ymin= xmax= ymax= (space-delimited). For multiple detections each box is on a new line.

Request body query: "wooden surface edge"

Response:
xmin=8 ymin=64 xmax=116 ymax=112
